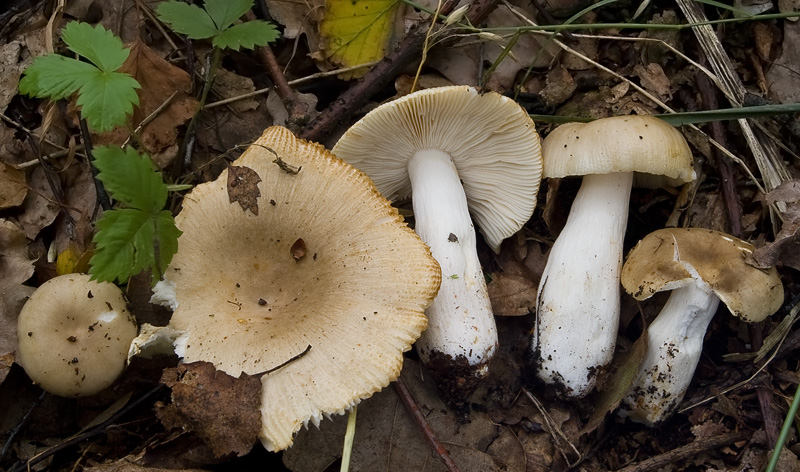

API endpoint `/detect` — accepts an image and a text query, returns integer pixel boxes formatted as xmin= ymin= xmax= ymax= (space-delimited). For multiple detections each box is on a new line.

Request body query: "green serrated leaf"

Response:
xmin=93 ymin=146 xmax=167 ymax=212
xmin=77 ymin=72 xmax=140 ymax=132
xmin=205 ymin=0 xmax=253 ymax=30
xmin=154 ymin=210 xmax=182 ymax=280
xmin=157 ymin=1 xmax=219 ymax=39
xmin=212 ymin=21 xmax=279 ymax=50
xmin=61 ymin=22 xmax=130 ymax=72
xmin=90 ymin=208 xmax=152 ymax=283
xmin=19 ymin=54 xmax=97 ymax=99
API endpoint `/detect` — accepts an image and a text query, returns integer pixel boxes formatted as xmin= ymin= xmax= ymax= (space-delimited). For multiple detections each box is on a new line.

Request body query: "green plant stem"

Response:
xmin=766 ymin=382 xmax=800 ymax=472
xmin=340 ymin=406 xmax=357 ymax=472
xmin=181 ymin=47 xmax=222 ymax=167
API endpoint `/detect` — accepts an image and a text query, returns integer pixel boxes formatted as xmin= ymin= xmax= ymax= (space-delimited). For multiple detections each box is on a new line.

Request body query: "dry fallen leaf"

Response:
xmin=634 ymin=63 xmax=673 ymax=100
xmin=157 ymin=362 xmax=262 ymax=458
xmin=0 ymin=162 xmax=27 ymax=210
xmin=227 ymin=165 xmax=262 ymax=215
xmin=14 ymin=165 xmax=61 ymax=240
xmin=95 ymin=40 xmax=199 ymax=168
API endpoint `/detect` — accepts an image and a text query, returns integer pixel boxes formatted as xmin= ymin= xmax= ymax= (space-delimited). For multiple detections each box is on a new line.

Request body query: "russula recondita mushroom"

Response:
xmin=16 ymin=273 xmax=138 ymax=397
xmin=331 ymin=86 xmax=542 ymax=395
xmin=619 ymin=228 xmax=783 ymax=425
xmin=534 ymin=115 xmax=695 ymax=397
xmin=152 ymin=126 xmax=441 ymax=451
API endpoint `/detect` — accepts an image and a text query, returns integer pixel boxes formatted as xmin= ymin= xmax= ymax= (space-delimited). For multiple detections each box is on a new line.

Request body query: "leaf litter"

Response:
xmin=1 ymin=0 xmax=800 ymax=470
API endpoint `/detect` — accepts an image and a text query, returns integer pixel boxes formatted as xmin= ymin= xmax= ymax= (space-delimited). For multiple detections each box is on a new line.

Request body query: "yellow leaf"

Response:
xmin=320 ymin=0 xmax=402 ymax=78
xmin=57 ymin=245 xmax=93 ymax=275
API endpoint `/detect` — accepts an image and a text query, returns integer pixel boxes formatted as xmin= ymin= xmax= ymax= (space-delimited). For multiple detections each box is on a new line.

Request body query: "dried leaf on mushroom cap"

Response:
xmin=621 ymin=228 xmax=784 ymax=322
xmin=159 ymin=126 xmax=441 ymax=451
xmin=542 ymin=115 xmax=695 ymax=186
xmin=332 ymin=85 xmax=543 ymax=252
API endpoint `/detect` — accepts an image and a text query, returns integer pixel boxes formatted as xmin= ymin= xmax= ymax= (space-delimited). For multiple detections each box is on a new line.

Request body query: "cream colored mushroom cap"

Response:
xmin=164 ymin=126 xmax=441 ymax=451
xmin=331 ymin=85 xmax=543 ymax=253
xmin=16 ymin=273 xmax=137 ymax=397
xmin=542 ymin=115 xmax=695 ymax=186
xmin=621 ymin=228 xmax=784 ymax=322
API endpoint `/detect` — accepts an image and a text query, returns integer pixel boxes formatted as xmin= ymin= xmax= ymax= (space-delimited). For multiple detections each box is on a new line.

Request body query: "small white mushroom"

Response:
xmin=619 ymin=228 xmax=784 ymax=425
xmin=534 ymin=115 xmax=696 ymax=398
xmin=16 ymin=273 xmax=138 ymax=397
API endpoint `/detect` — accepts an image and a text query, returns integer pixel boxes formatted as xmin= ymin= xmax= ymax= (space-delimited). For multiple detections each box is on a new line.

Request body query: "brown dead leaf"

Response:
xmin=766 ymin=20 xmax=800 ymax=103
xmin=0 ymin=163 xmax=27 ymax=209
xmin=0 ymin=219 xmax=36 ymax=284
xmin=95 ymin=40 xmax=198 ymax=167
xmin=0 ymin=281 xmax=35 ymax=383
xmin=633 ymin=63 xmax=673 ymax=100
xmin=84 ymin=456 xmax=210 ymax=472
xmin=285 ymin=358 xmax=525 ymax=472
xmin=54 ymin=160 xmax=97 ymax=257
xmin=15 ymin=165 xmax=60 ymax=240
xmin=266 ymin=0 xmax=324 ymax=53
xmin=488 ymin=273 xmax=537 ymax=316
xmin=291 ymin=238 xmax=307 ymax=260
xmin=540 ymin=65 xmax=577 ymax=106
xmin=212 ymin=68 xmax=259 ymax=113
xmin=157 ymin=361 xmax=261 ymax=458
xmin=227 ymin=165 xmax=262 ymax=215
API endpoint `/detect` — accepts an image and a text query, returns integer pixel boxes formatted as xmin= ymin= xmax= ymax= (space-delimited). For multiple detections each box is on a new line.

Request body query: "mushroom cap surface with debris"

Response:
xmin=16 ymin=273 xmax=138 ymax=397
xmin=331 ymin=85 xmax=542 ymax=253
xmin=158 ymin=126 xmax=441 ymax=451
xmin=621 ymin=227 xmax=784 ymax=322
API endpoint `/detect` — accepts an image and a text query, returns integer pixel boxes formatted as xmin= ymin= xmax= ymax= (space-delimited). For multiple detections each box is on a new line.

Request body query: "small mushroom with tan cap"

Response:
xmin=533 ymin=115 xmax=696 ymax=398
xmin=619 ymin=228 xmax=784 ymax=425
xmin=151 ymin=126 xmax=441 ymax=451
xmin=16 ymin=273 xmax=138 ymax=397
xmin=332 ymin=86 xmax=543 ymax=396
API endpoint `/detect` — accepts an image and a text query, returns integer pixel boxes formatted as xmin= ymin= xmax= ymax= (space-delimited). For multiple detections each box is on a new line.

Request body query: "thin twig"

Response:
xmin=614 ymin=430 xmax=751 ymax=472
xmin=79 ymin=117 xmax=111 ymax=211
xmin=393 ymin=377 xmax=461 ymax=472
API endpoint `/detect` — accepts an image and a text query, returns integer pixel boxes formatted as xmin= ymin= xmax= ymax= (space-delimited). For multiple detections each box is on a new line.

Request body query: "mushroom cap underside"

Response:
xmin=542 ymin=115 xmax=695 ymax=186
xmin=16 ymin=273 xmax=137 ymax=397
xmin=164 ymin=126 xmax=441 ymax=450
xmin=621 ymin=227 xmax=783 ymax=322
xmin=332 ymin=85 xmax=543 ymax=252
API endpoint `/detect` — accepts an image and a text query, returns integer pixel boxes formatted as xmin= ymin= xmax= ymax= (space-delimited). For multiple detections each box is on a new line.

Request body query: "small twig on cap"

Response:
xmin=264 ymin=344 xmax=312 ymax=374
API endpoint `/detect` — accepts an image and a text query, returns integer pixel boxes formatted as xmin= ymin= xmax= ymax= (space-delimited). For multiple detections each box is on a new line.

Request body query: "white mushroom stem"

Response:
xmin=409 ymin=149 xmax=497 ymax=375
xmin=534 ymin=172 xmax=633 ymax=397
xmin=620 ymin=281 xmax=720 ymax=425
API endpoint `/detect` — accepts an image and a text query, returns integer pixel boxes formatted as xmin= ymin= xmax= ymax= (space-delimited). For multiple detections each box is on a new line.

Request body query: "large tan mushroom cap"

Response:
xmin=332 ymin=85 xmax=543 ymax=252
xmin=542 ymin=115 xmax=695 ymax=186
xmin=17 ymin=274 xmax=137 ymax=397
xmin=621 ymin=228 xmax=784 ymax=322
xmin=163 ymin=126 xmax=441 ymax=451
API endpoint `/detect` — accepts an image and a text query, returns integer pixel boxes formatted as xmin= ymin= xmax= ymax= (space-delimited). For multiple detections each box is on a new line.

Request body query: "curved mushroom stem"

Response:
xmin=409 ymin=149 xmax=497 ymax=395
xmin=620 ymin=282 xmax=720 ymax=425
xmin=533 ymin=172 xmax=633 ymax=397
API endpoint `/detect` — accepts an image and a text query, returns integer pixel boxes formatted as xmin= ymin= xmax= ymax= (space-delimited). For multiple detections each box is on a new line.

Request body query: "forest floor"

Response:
xmin=1 ymin=0 xmax=800 ymax=470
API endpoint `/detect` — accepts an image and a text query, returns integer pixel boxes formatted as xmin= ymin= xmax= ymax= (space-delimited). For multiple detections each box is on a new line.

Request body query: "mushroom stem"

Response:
xmin=534 ymin=171 xmax=633 ymax=397
xmin=620 ymin=282 xmax=720 ymax=425
xmin=408 ymin=149 xmax=497 ymax=383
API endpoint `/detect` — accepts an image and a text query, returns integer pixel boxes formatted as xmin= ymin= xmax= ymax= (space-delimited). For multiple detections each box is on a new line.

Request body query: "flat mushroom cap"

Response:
xmin=16 ymin=274 xmax=138 ymax=397
xmin=621 ymin=228 xmax=784 ymax=322
xmin=331 ymin=85 xmax=543 ymax=252
xmin=542 ymin=115 xmax=695 ymax=186
xmin=162 ymin=126 xmax=441 ymax=451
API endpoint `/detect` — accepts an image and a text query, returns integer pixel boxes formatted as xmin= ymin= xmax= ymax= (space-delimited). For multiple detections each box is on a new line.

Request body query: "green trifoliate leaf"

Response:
xmin=157 ymin=1 xmax=219 ymax=39
xmin=205 ymin=0 xmax=253 ymax=30
xmin=18 ymin=55 xmax=97 ymax=99
xmin=213 ymin=21 xmax=280 ymax=50
xmin=77 ymin=72 xmax=141 ymax=133
xmin=18 ymin=22 xmax=140 ymax=133
xmin=89 ymin=146 xmax=181 ymax=284
xmin=93 ymin=146 xmax=168 ymax=212
xmin=60 ymin=22 xmax=130 ymax=72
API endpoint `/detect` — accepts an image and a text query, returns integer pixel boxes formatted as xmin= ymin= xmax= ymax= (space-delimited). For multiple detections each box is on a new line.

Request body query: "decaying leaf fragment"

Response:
xmin=0 ymin=163 xmax=27 ymax=209
xmin=158 ymin=361 xmax=262 ymax=457
xmin=227 ymin=165 xmax=262 ymax=215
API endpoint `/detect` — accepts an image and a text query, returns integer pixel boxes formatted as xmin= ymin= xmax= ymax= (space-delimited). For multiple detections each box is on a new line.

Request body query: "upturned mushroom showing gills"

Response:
xmin=534 ymin=115 xmax=695 ymax=398
xmin=331 ymin=86 xmax=542 ymax=398
xmin=619 ymin=228 xmax=783 ymax=425
xmin=151 ymin=126 xmax=441 ymax=451
xmin=16 ymin=273 xmax=138 ymax=397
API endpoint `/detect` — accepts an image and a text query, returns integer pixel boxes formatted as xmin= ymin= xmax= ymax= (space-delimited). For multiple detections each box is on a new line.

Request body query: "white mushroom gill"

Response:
xmin=533 ymin=171 xmax=633 ymax=397
xmin=408 ymin=149 xmax=497 ymax=374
